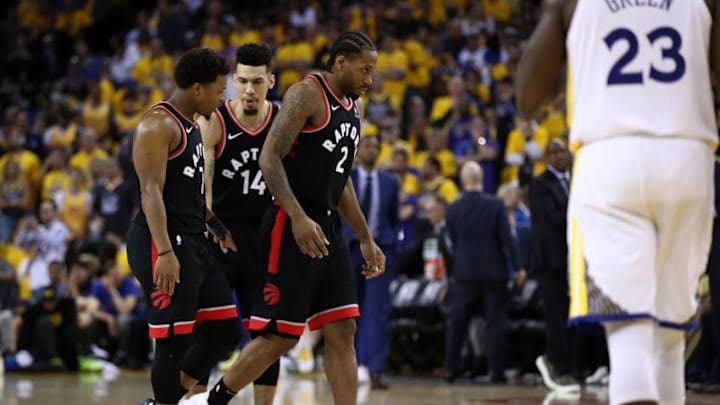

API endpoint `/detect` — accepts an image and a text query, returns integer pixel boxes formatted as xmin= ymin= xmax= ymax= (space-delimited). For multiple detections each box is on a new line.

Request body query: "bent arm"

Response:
xmin=259 ymin=80 xmax=319 ymax=220
xmin=516 ymin=0 xmax=567 ymax=116
xmin=198 ymin=111 xmax=223 ymax=210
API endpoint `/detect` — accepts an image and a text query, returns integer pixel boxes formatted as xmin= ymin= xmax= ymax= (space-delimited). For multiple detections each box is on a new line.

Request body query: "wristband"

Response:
xmin=206 ymin=215 xmax=228 ymax=239
xmin=157 ymin=249 xmax=173 ymax=257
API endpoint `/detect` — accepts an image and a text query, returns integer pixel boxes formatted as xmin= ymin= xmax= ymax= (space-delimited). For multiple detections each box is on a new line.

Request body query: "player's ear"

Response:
xmin=268 ymin=73 xmax=276 ymax=90
xmin=336 ymin=55 xmax=346 ymax=71
xmin=191 ymin=82 xmax=203 ymax=96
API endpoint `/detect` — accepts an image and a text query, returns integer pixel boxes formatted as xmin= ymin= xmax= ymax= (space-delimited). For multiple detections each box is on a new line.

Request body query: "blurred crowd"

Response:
xmin=0 ymin=0 xmax=716 ymax=391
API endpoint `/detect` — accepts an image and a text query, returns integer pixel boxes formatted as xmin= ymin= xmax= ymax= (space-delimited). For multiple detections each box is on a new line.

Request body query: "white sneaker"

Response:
xmin=180 ymin=391 xmax=209 ymax=404
xmin=296 ymin=347 xmax=315 ymax=374
xmin=535 ymin=355 xmax=581 ymax=393
xmin=358 ymin=365 xmax=370 ymax=384
xmin=585 ymin=366 xmax=609 ymax=385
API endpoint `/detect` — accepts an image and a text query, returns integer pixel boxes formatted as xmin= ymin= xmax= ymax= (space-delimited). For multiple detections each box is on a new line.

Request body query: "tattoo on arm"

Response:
xmin=260 ymin=82 xmax=316 ymax=211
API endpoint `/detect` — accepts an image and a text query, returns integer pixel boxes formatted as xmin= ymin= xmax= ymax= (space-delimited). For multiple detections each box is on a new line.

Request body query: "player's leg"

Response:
xmin=127 ymin=225 xmax=202 ymax=405
xmin=651 ymin=139 xmax=714 ymax=405
xmin=208 ymin=207 xmax=320 ymax=405
xmin=181 ymin=237 xmax=241 ymax=391
xmin=237 ymin=221 xmax=280 ymax=405
xmin=308 ymin=219 xmax=360 ymax=405
xmin=568 ymin=138 xmax=660 ymax=405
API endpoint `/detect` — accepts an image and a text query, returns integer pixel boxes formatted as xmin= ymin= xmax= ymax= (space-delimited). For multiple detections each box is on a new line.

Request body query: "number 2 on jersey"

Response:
xmin=335 ymin=146 xmax=349 ymax=174
xmin=605 ymin=26 xmax=685 ymax=85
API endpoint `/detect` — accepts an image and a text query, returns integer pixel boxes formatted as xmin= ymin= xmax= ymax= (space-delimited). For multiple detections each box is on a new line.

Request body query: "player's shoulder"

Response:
xmin=136 ymin=107 xmax=181 ymax=138
xmin=287 ymin=75 xmax=323 ymax=99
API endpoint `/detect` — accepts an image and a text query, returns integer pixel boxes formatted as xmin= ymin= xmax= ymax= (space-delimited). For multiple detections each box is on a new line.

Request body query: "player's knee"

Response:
xmin=321 ymin=318 xmax=356 ymax=349
xmin=205 ymin=318 xmax=242 ymax=353
xmin=254 ymin=359 xmax=280 ymax=387
xmin=260 ymin=332 xmax=298 ymax=356
xmin=152 ymin=336 xmax=192 ymax=403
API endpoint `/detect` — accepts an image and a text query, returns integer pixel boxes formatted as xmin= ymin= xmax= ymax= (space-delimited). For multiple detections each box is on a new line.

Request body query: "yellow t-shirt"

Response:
xmin=0 ymin=151 xmax=41 ymax=187
xmin=404 ymin=39 xmax=431 ymax=88
xmin=82 ymin=101 xmax=111 ymax=138
xmin=275 ymin=42 xmax=314 ymax=94
xmin=377 ymin=140 xmax=413 ymax=169
xmin=502 ymin=126 xmax=551 ymax=183
xmin=230 ymin=30 xmax=262 ymax=47
xmin=413 ymin=150 xmax=458 ymax=179
xmin=201 ymin=34 xmax=224 ymax=51
xmin=46 ymin=124 xmax=78 ymax=151
xmin=42 ymin=170 xmax=71 ymax=202
xmin=377 ymin=49 xmax=409 ymax=111
xmin=401 ymin=171 xmax=422 ymax=196
xmin=70 ymin=148 xmax=109 ymax=179
xmin=423 ymin=177 xmax=460 ymax=204
xmin=115 ymin=111 xmax=144 ymax=136
xmin=60 ymin=191 xmax=90 ymax=239
xmin=483 ymin=0 xmax=512 ymax=22
xmin=132 ymin=55 xmax=174 ymax=87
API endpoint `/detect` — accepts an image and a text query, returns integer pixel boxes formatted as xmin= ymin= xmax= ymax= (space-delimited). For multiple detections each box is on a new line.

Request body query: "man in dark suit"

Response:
xmin=350 ymin=135 xmax=400 ymax=389
xmin=528 ymin=139 xmax=580 ymax=392
xmin=442 ymin=161 xmax=525 ymax=383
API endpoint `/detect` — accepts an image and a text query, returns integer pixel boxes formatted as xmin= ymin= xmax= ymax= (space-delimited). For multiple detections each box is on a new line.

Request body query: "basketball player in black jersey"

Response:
xmin=191 ymin=44 xmax=280 ymax=405
xmin=127 ymin=48 xmax=240 ymax=405
xmin=207 ymin=32 xmax=384 ymax=405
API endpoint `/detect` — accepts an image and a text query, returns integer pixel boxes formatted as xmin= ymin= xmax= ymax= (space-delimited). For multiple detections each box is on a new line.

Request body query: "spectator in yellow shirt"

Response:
xmin=482 ymin=0 xmax=512 ymax=23
xmin=414 ymin=127 xmax=458 ymax=179
xmin=274 ymin=28 xmax=313 ymax=94
xmin=377 ymin=35 xmax=409 ymax=111
xmin=503 ymin=118 xmax=550 ymax=185
xmin=69 ymin=128 xmax=109 ymax=182
xmin=201 ymin=18 xmax=224 ymax=51
xmin=114 ymin=93 xmax=143 ymax=139
xmin=421 ymin=157 xmax=460 ymax=204
xmin=0 ymin=131 xmax=42 ymax=192
xmin=377 ymin=114 xmax=413 ymax=169
xmin=41 ymin=149 xmax=72 ymax=203
xmin=44 ymin=107 xmax=78 ymax=154
xmin=56 ymin=168 xmax=92 ymax=240
xmin=389 ymin=147 xmax=421 ymax=197
xmin=131 ymin=38 xmax=174 ymax=88
xmin=82 ymin=81 xmax=112 ymax=141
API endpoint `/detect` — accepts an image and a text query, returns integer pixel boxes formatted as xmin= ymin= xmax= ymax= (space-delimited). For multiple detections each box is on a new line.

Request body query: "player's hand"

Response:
xmin=153 ymin=252 xmax=180 ymax=296
xmin=212 ymin=229 xmax=238 ymax=254
xmin=359 ymin=237 xmax=385 ymax=279
xmin=291 ymin=214 xmax=329 ymax=258
xmin=206 ymin=215 xmax=238 ymax=253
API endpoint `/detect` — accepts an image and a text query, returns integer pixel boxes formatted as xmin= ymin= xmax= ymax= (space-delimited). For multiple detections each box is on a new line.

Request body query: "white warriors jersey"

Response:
xmin=566 ymin=0 xmax=717 ymax=149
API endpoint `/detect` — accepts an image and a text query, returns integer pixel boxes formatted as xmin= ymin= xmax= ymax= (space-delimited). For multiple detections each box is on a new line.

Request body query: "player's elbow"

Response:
xmin=516 ymin=90 xmax=543 ymax=117
xmin=258 ymin=148 xmax=276 ymax=173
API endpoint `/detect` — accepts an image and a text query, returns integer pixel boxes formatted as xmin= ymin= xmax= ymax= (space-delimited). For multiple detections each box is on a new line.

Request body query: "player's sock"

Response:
xmin=653 ymin=326 xmax=685 ymax=405
xmin=207 ymin=378 xmax=236 ymax=405
xmin=605 ymin=320 xmax=658 ymax=405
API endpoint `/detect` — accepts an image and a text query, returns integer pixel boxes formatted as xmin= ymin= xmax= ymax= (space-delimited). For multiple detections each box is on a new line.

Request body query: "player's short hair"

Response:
xmin=173 ymin=48 xmax=230 ymax=89
xmin=325 ymin=31 xmax=376 ymax=72
xmin=235 ymin=43 xmax=273 ymax=71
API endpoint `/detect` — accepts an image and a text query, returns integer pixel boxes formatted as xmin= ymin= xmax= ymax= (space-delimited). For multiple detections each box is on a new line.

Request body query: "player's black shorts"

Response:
xmin=248 ymin=205 xmax=360 ymax=338
xmin=127 ymin=223 xmax=237 ymax=339
xmin=208 ymin=219 xmax=264 ymax=329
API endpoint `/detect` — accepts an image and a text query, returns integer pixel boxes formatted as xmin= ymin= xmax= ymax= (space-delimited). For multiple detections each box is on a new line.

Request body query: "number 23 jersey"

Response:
xmin=284 ymin=73 xmax=361 ymax=213
xmin=566 ymin=0 xmax=716 ymax=149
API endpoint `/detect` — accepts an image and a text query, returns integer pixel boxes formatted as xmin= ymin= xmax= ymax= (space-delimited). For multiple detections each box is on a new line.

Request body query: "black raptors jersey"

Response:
xmin=212 ymin=100 xmax=278 ymax=222
xmin=133 ymin=101 xmax=206 ymax=233
xmin=284 ymin=73 xmax=361 ymax=213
